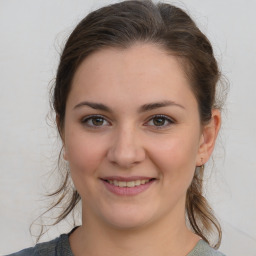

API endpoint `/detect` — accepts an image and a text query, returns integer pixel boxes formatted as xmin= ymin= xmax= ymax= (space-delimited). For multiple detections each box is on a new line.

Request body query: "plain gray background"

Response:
xmin=1 ymin=0 xmax=256 ymax=255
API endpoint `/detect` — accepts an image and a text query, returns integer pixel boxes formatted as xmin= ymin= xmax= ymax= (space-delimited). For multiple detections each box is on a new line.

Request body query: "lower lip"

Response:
xmin=101 ymin=179 xmax=155 ymax=196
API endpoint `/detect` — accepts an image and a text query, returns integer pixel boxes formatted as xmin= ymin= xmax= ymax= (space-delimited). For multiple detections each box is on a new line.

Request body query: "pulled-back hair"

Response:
xmin=38 ymin=0 xmax=225 ymax=248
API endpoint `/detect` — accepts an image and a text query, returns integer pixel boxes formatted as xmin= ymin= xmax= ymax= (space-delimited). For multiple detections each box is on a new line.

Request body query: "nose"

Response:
xmin=107 ymin=126 xmax=146 ymax=169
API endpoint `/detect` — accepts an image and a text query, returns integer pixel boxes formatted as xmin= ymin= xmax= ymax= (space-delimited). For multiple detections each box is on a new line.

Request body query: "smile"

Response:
xmin=106 ymin=179 xmax=151 ymax=187
xmin=101 ymin=177 xmax=156 ymax=196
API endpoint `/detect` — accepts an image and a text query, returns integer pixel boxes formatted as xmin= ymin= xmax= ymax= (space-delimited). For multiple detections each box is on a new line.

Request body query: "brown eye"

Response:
xmin=153 ymin=117 xmax=166 ymax=126
xmin=81 ymin=115 xmax=110 ymax=128
xmin=146 ymin=115 xmax=174 ymax=129
xmin=91 ymin=117 xmax=104 ymax=126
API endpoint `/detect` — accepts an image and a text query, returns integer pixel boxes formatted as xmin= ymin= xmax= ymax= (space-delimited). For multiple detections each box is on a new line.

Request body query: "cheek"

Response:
xmin=64 ymin=131 xmax=109 ymax=199
xmin=65 ymin=130 xmax=107 ymax=177
xmin=149 ymin=133 xmax=199 ymax=184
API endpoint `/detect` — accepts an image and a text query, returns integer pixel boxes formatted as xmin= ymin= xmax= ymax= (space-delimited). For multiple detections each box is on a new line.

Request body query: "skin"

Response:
xmin=61 ymin=43 xmax=221 ymax=256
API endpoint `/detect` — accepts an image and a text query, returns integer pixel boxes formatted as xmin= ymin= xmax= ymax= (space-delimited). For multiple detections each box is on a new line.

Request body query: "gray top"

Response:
xmin=6 ymin=228 xmax=225 ymax=256
xmin=187 ymin=240 xmax=225 ymax=256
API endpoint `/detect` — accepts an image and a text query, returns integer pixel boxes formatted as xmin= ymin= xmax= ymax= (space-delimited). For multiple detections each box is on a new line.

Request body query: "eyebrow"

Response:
xmin=74 ymin=101 xmax=113 ymax=112
xmin=73 ymin=100 xmax=185 ymax=113
xmin=139 ymin=101 xmax=185 ymax=112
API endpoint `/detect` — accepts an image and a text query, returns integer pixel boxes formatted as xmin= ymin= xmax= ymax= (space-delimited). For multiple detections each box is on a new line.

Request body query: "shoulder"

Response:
xmin=187 ymin=240 xmax=226 ymax=256
xmin=5 ymin=233 xmax=73 ymax=256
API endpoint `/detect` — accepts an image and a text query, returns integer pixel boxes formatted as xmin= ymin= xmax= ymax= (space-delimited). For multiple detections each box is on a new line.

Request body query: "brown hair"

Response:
xmin=38 ymin=0 xmax=225 ymax=248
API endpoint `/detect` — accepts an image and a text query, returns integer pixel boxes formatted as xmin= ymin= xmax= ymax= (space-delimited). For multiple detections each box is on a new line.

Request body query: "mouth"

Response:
xmin=100 ymin=177 xmax=156 ymax=196
xmin=103 ymin=178 xmax=155 ymax=188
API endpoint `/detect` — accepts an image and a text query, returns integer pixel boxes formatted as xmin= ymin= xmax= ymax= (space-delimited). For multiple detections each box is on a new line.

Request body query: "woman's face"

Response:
xmin=63 ymin=43 xmax=207 ymax=230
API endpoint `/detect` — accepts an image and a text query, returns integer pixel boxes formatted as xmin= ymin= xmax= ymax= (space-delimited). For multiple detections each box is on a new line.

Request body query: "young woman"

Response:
xmin=8 ymin=0 xmax=226 ymax=255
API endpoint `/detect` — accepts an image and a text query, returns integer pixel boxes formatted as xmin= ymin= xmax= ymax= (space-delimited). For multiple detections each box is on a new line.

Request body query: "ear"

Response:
xmin=196 ymin=109 xmax=221 ymax=166
xmin=56 ymin=114 xmax=68 ymax=161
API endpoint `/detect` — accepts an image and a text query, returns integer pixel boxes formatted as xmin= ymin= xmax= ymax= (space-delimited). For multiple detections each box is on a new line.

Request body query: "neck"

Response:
xmin=69 ymin=203 xmax=200 ymax=256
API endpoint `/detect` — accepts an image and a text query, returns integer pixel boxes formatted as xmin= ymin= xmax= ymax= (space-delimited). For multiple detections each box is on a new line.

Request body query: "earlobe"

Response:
xmin=197 ymin=109 xmax=221 ymax=165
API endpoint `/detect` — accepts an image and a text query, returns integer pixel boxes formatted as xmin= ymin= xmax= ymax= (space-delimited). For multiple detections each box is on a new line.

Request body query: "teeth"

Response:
xmin=135 ymin=180 xmax=141 ymax=186
xmin=119 ymin=181 xmax=126 ymax=187
xmin=107 ymin=179 xmax=151 ymax=187
xmin=127 ymin=181 xmax=135 ymax=187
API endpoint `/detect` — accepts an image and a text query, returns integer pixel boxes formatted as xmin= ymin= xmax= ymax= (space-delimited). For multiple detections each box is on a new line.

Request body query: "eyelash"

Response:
xmin=145 ymin=114 xmax=175 ymax=129
xmin=81 ymin=114 xmax=175 ymax=130
xmin=81 ymin=115 xmax=110 ymax=129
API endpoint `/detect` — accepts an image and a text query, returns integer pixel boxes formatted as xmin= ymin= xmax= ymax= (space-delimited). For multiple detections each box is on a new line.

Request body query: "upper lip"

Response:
xmin=100 ymin=176 xmax=155 ymax=182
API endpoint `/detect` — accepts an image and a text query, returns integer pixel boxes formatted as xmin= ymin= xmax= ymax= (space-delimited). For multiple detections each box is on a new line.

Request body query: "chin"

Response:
xmin=101 ymin=206 xmax=154 ymax=230
xmin=107 ymin=217 xmax=150 ymax=231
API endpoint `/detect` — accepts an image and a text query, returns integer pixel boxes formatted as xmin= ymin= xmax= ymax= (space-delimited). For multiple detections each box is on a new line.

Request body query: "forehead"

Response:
xmin=68 ymin=43 xmax=197 ymax=111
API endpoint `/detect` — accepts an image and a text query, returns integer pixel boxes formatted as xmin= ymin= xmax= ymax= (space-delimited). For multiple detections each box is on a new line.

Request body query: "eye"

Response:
xmin=81 ymin=115 xmax=110 ymax=128
xmin=145 ymin=115 xmax=175 ymax=129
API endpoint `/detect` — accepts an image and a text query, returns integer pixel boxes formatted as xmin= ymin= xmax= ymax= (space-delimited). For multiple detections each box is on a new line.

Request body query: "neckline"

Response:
xmin=64 ymin=227 xmax=208 ymax=256
xmin=186 ymin=239 xmax=215 ymax=256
